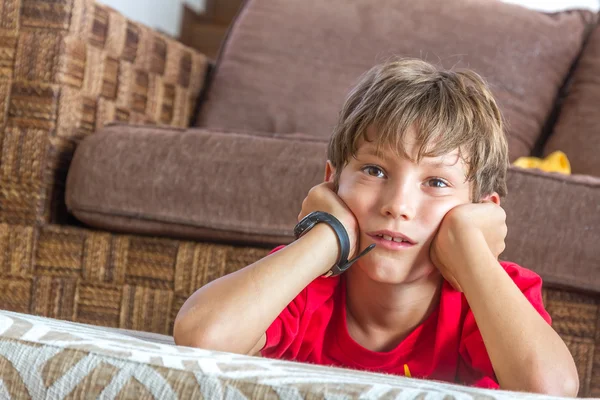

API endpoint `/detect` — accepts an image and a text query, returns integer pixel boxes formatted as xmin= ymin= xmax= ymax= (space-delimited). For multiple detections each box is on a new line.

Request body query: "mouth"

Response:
xmin=367 ymin=230 xmax=417 ymax=247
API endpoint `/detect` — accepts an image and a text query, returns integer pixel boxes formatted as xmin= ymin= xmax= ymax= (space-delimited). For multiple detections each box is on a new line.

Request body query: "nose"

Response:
xmin=379 ymin=180 xmax=416 ymax=220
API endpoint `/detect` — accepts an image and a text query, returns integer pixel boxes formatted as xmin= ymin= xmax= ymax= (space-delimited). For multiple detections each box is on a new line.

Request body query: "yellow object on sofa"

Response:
xmin=513 ymin=151 xmax=571 ymax=175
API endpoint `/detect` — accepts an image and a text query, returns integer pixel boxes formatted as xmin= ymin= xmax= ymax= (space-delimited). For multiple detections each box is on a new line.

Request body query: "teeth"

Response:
xmin=376 ymin=234 xmax=408 ymax=243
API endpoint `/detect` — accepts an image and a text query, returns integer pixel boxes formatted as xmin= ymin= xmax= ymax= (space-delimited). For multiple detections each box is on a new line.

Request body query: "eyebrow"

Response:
xmin=357 ymin=146 xmax=391 ymax=161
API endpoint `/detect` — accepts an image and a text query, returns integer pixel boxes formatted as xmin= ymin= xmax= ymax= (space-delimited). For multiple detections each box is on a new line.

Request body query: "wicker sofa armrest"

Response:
xmin=1 ymin=0 xmax=209 ymax=225
xmin=6 ymin=0 xmax=209 ymax=139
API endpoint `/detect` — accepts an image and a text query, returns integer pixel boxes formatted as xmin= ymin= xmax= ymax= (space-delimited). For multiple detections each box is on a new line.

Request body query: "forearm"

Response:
xmin=457 ymin=235 xmax=578 ymax=396
xmin=173 ymin=224 xmax=338 ymax=353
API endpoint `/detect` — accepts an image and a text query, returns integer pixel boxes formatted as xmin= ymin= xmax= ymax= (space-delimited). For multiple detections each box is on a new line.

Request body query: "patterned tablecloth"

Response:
xmin=0 ymin=310 xmax=584 ymax=399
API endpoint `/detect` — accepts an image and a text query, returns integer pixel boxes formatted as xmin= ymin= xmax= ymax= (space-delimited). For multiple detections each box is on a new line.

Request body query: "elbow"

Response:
xmin=173 ymin=318 xmax=216 ymax=349
xmin=529 ymin=376 xmax=579 ymax=398
xmin=173 ymin=312 xmax=211 ymax=349
xmin=523 ymin=363 xmax=579 ymax=397
xmin=172 ymin=314 xmax=196 ymax=348
xmin=173 ymin=313 xmax=230 ymax=351
xmin=561 ymin=375 xmax=580 ymax=398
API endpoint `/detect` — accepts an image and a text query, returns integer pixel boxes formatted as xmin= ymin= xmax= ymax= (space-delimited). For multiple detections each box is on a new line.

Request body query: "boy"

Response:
xmin=174 ymin=59 xmax=578 ymax=395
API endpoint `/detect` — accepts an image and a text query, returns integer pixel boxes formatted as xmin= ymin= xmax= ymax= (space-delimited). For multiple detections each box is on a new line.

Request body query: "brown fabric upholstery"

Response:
xmin=197 ymin=0 xmax=593 ymax=161
xmin=502 ymin=167 xmax=600 ymax=293
xmin=65 ymin=124 xmax=600 ymax=294
xmin=544 ymin=24 xmax=600 ymax=177
xmin=65 ymin=124 xmax=327 ymax=246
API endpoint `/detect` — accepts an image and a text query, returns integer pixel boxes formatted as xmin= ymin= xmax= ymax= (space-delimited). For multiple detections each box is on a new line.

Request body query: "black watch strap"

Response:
xmin=294 ymin=211 xmax=375 ymax=277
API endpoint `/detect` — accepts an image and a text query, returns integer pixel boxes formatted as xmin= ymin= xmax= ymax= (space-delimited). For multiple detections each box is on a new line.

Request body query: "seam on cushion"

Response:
xmin=70 ymin=205 xmax=293 ymax=237
xmin=99 ymin=124 xmax=329 ymax=145
xmin=509 ymin=167 xmax=600 ymax=188
xmin=188 ymin=129 xmax=329 ymax=144
xmin=104 ymin=122 xmax=187 ymax=132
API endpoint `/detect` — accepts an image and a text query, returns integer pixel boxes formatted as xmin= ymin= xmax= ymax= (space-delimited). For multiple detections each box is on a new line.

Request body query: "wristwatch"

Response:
xmin=294 ymin=211 xmax=375 ymax=277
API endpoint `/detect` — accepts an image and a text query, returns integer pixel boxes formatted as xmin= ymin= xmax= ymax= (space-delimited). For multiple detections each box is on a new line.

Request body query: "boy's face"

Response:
xmin=326 ymin=125 xmax=474 ymax=284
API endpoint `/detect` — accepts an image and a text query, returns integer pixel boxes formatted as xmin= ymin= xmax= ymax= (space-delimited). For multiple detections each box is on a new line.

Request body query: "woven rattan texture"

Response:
xmin=1 ymin=0 xmax=208 ymax=225
xmin=0 ymin=223 xmax=271 ymax=334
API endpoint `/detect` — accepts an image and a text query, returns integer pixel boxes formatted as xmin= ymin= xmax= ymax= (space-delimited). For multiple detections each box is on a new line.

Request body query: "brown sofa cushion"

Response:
xmin=197 ymin=0 xmax=592 ymax=161
xmin=66 ymin=124 xmax=599 ymax=294
xmin=65 ymin=124 xmax=326 ymax=246
xmin=502 ymin=167 xmax=600 ymax=293
xmin=544 ymin=24 xmax=600 ymax=177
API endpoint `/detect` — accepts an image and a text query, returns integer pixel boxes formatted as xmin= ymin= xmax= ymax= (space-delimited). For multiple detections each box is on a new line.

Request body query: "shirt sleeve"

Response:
xmin=261 ymin=245 xmax=300 ymax=357
xmin=261 ymin=289 xmax=308 ymax=355
xmin=260 ymin=245 xmax=337 ymax=359
xmin=456 ymin=262 xmax=552 ymax=388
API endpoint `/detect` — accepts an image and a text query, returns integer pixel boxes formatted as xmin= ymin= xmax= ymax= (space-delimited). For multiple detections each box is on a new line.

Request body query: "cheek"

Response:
xmin=337 ymin=180 xmax=377 ymax=219
xmin=420 ymin=200 xmax=462 ymax=235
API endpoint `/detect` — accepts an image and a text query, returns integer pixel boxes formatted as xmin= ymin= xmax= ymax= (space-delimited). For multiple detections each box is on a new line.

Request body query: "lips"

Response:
xmin=367 ymin=230 xmax=416 ymax=245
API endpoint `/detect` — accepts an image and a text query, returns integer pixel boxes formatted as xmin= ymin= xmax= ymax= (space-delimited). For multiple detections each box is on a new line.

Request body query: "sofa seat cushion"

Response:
xmin=198 ymin=0 xmax=593 ymax=161
xmin=0 ymin=309 xmax=586 ymax=399
xmin=66 ymin=124 xmax=327 ymax=246
xmin=66 ymin=124 xmax=600 ymax=294
xmin=544 ymin=24 xmax=600 ymax=177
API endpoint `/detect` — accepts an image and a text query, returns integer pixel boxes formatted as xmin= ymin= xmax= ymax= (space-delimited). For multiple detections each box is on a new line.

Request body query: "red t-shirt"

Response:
xmin=261 ymin=246 xmax=552 ymax=388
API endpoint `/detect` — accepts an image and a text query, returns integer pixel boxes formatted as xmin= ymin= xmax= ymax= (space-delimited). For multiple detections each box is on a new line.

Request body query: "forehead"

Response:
xmin=356 ymin=135 xmax=465 ymax=171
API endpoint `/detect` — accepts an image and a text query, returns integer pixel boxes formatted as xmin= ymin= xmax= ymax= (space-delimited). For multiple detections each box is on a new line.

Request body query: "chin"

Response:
xmin=355 ymin=253 xmax=437 ymax=284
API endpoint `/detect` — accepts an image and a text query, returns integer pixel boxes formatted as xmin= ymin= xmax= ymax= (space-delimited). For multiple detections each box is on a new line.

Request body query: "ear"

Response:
xmin=480 ymin=192 xmax=501 ymax=206
xmin=324 ymin=160 xmax=336 ymax=182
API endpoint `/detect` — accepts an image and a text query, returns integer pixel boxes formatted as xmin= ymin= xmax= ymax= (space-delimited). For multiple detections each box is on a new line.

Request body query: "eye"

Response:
xmin=425 ymin=178 xmax=449 ymax=188
xmin=362 ymin=165 xmax=386 ymax=178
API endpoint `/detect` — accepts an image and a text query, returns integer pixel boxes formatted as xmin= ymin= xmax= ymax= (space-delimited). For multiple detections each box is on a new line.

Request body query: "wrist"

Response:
xmin=452 ymin=232 xmax=496 ymax=284
xmin=299 ymin=223 xmax=341 ymax=275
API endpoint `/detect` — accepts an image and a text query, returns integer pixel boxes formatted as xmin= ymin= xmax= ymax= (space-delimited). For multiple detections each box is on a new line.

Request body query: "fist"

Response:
xmin=430 ymin=201 xmax=507 ymax=291
xmin=298 ymin=182 xmax=360 ymax=258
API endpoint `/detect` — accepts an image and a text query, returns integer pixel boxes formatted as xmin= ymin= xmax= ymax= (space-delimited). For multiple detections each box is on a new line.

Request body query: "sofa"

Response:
xmin=1 ymin=0 xmax=599 ymax=398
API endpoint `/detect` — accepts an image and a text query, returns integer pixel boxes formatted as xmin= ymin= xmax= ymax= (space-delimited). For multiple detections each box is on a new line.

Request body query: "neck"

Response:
xmin=344 ymin=264 xmax=443 ymax=352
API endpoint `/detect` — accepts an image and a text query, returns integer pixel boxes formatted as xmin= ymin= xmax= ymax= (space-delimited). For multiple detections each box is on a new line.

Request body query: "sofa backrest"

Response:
xmin=544 ymin=23 xmax=600 ymax=177
xmin=196 ymin=0 xmax=592 ymax=161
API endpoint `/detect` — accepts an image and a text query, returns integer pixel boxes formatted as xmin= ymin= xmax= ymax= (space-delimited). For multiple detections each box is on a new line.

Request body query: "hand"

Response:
xmin=298 ymin=182 xmax=360 ymax=259
xmin=430 ymin=201 xmax=507 ymax=292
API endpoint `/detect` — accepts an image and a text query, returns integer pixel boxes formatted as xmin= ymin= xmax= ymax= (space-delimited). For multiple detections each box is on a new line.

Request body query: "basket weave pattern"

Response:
xmin=1 ymin=0 xmax=208 ymax=225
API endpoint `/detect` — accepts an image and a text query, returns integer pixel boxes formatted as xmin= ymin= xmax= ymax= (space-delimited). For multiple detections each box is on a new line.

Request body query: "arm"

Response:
xmin=455 ymin=233 xmax=578 ymax=396
xmin=173 ymin=223 xmax=338 ymax=355
xmin=431 ymin=202 xmax=578 ymax=396
xmin=174 ymin=181 xmax=358 ymax=355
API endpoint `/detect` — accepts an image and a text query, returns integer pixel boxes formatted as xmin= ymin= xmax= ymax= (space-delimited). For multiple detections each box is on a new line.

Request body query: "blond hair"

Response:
xmin=327 ymin=59 xmax=508 ymax=201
